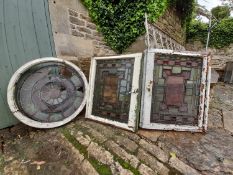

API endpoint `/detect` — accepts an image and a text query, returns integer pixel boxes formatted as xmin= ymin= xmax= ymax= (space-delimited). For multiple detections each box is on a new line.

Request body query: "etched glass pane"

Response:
xmin=92 ymin=58 xmax=134 ymax=123
xmin=15 ymin=62 xmax=85 ymax=123
xmin=150 ymin=54 xmax=202 ymax=126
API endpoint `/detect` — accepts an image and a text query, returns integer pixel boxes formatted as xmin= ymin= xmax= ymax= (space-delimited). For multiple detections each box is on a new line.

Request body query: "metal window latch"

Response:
xmin=146 ymin=80 xmax=153 ymax=92
xmin=129 ymin=89 xmax=139 ymax=94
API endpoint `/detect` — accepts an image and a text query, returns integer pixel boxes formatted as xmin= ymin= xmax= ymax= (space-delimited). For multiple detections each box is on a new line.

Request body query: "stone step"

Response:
xmin=58 ymin=133 xmax=98 ymax=175
xmin=61 ymin=128 xmax=141 ymax=175
xmin=67 ymin=123 xmax=169 ymax=175
xmin=65 ymin=120 xmax=201 ymax=175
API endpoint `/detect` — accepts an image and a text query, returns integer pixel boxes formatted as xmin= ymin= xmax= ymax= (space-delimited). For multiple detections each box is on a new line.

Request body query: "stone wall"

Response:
xmin=209 ymin=46 xmax=233 ymax=71
xmin=48 ymin=0 xmax=116 ymax=78
xmin=155 ymin=7 xmax=185 ymax=46
xmin=186 ymin=41 xmax=233 ymax=71
xmin=125 ymin=7 xmax=186 ymax=53
xmin=68 ymin=9 xmax=115 ymax=56
xmin=49 ymin=0 xmax=186 ymax=78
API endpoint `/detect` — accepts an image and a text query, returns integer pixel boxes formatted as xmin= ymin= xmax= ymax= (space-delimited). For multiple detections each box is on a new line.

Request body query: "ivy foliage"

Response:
xmin=186 ymin=20 xmax=208 ymax=44
xmin=211 ymin=6 xmax=231 ymax=20
xmin=82 ymin=0 xmax=195 ymax=53
xmin=187 ymin=18 xmax=233 ymax=48
xmin=82 ymin=0 xmax=167 ymax=53
xmin=168 ymin=0 xmax=195 ymax=27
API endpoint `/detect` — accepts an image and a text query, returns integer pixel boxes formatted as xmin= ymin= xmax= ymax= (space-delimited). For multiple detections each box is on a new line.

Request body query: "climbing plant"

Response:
xmin=186 ymin=20 xmax=208 ymax=45
xmin=168 ymin=0 xmax=196 ymax=27
xmin=187 ymin=18 xmax=233 ymax=48
xmin=211 ymin=5 xmax=231 ymax=20
xmin=82 ymin=0 xmax=195 ymax=53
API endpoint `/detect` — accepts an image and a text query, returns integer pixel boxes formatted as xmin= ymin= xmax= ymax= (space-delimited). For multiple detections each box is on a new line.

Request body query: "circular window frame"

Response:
xmin=7 ymin=57 xmax=88 ymax=128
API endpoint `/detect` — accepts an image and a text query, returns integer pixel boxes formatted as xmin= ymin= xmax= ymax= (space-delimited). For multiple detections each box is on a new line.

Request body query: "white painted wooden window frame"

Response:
xmin=7 ymin=58 xmax=89 ymax=129
xmin=86 ymin=53 xmax=142 ymax=132
xmin=140 ymin=49 xmax=211 ymax=132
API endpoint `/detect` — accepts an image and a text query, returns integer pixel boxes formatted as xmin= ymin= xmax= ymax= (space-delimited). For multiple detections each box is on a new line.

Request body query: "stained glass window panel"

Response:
xmin=15 ymin=62 xmax=85 ymax=123
xmin=150 ymin=53 xmax=203 ymax=126
xmin=92 ymin=58 xmax=134 ymax=123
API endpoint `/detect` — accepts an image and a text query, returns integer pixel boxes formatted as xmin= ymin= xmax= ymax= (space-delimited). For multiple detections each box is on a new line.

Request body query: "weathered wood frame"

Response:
xmin=7 ymin=58 xmax=88 ymax=129
xmin=86 ymin=53 xmax=142 ymax=132
xmin=140 ymin=49 xmax=211 ymax=132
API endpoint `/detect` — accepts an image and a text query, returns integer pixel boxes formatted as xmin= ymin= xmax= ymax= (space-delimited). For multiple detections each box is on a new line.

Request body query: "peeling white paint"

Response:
xmin=140 ymin=49 xmax=211 ymax=132
xmin=85 ymin=53 xmax=142 ymax=132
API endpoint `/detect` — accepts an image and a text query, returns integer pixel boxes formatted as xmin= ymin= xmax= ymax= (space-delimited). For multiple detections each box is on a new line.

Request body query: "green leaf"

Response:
xmin=82 ymin=0 xmax=195 ymax=53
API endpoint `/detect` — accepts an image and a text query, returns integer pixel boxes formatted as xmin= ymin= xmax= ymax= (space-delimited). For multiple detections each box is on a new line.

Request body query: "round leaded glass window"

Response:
xmin=7 ymin=58 xmax=88 ymax=128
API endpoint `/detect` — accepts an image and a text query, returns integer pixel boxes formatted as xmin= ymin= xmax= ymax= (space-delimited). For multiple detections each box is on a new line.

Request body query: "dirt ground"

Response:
xmin=0 ymin=83 xmax=233 ymax=175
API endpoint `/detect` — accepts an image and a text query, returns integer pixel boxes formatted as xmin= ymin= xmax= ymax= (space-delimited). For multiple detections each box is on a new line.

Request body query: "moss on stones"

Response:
xmin=61 ymin=129 xmax=112 ymax=175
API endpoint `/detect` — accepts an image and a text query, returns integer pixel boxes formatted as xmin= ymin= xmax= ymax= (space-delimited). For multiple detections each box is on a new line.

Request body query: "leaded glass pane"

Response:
xmin=92 ymin=58 xmax=134 ymax=123
xmin=15 ymin=62 xmax=85 ymax=123
xmin=150 ymin=54 xmax=202 ymax=126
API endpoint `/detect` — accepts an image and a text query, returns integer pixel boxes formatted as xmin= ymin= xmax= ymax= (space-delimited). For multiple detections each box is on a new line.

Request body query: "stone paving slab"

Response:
xmin=169 ymin=157 xmax=200 ymax=175
xmin=138 ymin=164 xmax=156 ymax=175
xmin=137 ymin=148 xmax=169 ymax=175
xmin=222 ymin=110 xmax=233 ymax=133
xmin=139 ymin=139 xmax=169 ymax=163
xmin=87 ymin=142 xmax=114 ymax=165
xmin=105 ymin=140 xmax=140 ymax=169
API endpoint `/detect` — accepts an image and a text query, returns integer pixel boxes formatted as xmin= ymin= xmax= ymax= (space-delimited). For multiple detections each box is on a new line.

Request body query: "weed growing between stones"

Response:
xmin=113 ymin=155 xmax=141 ymax=175
xmin=61 ymin=129 xmax=112 ymax=175
xmin=62 ymin=127 xmax=143 ymax=175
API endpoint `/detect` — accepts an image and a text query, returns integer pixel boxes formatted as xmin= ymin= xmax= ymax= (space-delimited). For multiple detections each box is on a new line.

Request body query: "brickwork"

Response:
xmin=68 ymin=9 xmax=115 ymax=57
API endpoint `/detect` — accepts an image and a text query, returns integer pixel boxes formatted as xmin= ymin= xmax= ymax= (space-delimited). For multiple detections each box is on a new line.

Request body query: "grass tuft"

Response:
xmin=61 ymin=129 xmax=112 ymax=175
xmin=114 ymin=156 xmax=141 ymax=175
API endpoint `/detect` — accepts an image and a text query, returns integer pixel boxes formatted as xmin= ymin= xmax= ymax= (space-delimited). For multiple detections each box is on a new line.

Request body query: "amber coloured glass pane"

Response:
xmin=92 ymin=58 xmax=134 ymax=123
xmin=150 ymin=54 xmax=202 ymax=126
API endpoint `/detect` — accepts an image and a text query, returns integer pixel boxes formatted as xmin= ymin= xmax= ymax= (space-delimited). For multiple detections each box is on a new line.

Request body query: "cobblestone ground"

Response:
xmin=0 ymin=83 xmax=233 ymax=175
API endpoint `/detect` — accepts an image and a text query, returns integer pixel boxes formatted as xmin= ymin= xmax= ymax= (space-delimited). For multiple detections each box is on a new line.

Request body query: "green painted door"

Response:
xmin=0 ymin=0 xmax=55 ymax=129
